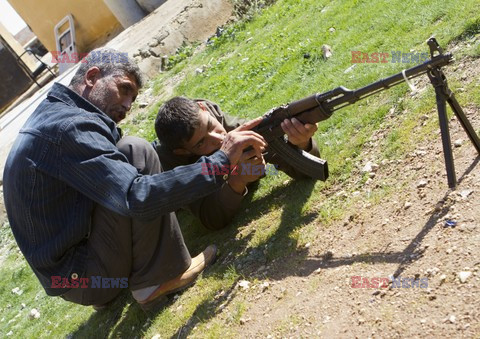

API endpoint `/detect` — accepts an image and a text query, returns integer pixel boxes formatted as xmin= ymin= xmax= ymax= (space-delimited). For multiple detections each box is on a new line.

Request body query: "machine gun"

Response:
xmin=254 ymin=38 xmax=480 ymax=188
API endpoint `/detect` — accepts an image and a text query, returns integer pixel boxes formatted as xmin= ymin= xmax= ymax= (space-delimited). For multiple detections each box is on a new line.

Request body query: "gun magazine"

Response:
xmin=269 ymin=138 xmax=329 ymax=181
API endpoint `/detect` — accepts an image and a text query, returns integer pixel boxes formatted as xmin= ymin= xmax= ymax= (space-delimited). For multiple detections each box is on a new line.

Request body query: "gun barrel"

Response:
xmin=325 ymin=53 xmax=453 ymax=111
xmin=254 ymin=50 xmax=453 ymax=142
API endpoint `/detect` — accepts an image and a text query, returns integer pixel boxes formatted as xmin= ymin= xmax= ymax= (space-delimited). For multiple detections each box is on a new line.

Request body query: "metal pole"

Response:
xmin=434 ymin=85 xmax=457 ymax=188
xmin=446 ymin=94 xmax=480 ymax=154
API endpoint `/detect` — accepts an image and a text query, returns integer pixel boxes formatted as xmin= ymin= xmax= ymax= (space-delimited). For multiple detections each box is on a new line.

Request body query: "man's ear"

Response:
xmin=85 ymin=67 xmax=102 ymax=88
xmin=173 ymin=148 xmax=191 ymax=156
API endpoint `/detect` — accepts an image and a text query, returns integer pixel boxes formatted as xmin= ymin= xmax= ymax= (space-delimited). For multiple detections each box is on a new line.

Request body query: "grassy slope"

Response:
xmin=1 ymin=0 xmax=479 ymax=337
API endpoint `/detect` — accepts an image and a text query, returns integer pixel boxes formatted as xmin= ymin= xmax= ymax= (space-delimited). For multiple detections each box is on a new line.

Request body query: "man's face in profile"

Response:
xmin=175 ymin=104 xmax=227 ymax=156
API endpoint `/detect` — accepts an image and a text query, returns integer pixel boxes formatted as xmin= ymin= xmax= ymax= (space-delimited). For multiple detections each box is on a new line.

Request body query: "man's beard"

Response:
xmin=88 ymin=81 xmax=126 ymax=123
xmin=88 ymin=80 xmax=110 ymax=114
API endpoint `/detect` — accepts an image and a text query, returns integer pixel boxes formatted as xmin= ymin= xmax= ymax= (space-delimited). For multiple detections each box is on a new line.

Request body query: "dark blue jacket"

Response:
xmin=2 ymin=83 xmax=229 ymax=295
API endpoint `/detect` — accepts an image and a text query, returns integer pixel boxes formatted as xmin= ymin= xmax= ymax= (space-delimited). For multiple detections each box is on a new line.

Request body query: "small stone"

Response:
xmin=139 ymin=49 xmax=150 ymax=58
xmin=138 ymin=102 xmax=148 ymax=108
xmin=417 ymin=180 xmax=428 ymax=188
xmin=304 ymin=242 xmax=311 ymax=249
xmin=329 ymin=27 xmax=336 ymax=33
xmin=195 ymin=68 xmax=203 ymax=74
xmin=259 ymin=282 xmax=270 ymax=292
xmin=439 ymin=274 xmax=447 ymax=284
xmin=151 ymin=335 xmax=161 ymax=339
xmin=368 ymin=162 xmax=379 ymax=173
xmin=322 ymin=44 xmax=333 ymax=59
xmin=449 ymin=315 xmax=456 ymax=323
xmin=458 ymin=271 xmax=472 ymax=283
xmin=404 ymin=202 xmax=412 ymax=209
xmin=238 ymin=280 xmax=250 ymax=290
xmin=155 ymin=31 xmax=169 ymax=42
xmin=11 ymin=287 xmax=23 ymax=295
xmin=28 ymin=309 xmax=40 ymax=320
xmin=148 ymin=39 xmax=160 ymax=48
xmin=459 ymin=190 xmax=473 ymax=199
xmin=420 ymin=319 xmax=427 ymax=324
xmin=454 ymin=139 xmax=463 ymax=147
xmin=446 ymin=248 xmax=452 ymax=254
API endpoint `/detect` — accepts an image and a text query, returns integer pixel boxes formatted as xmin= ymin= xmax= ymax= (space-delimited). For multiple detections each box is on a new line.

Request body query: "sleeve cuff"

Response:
xmin=205 ymin=150 xmax=231 ymax=182
xmin=219 ymin=182 xmax=247 ymax=209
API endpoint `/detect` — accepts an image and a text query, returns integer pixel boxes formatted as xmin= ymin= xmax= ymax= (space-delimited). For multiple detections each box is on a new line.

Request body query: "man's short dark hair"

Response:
xmin=69 ymin=47 xmax=143 ymax=89
xmin=155 ymin=97 xmax=202 ymax=150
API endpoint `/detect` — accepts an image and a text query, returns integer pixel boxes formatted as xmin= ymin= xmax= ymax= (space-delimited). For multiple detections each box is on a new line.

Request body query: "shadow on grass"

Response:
xmin=68 ymin=290 xmax=151 ymax=339
xmin=171 ymin=178 xmax=317 ymax=337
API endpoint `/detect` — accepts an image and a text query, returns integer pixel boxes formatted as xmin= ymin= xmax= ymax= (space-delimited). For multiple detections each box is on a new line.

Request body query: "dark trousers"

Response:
xmin=62 ymin=137 xmax=192 ymax=305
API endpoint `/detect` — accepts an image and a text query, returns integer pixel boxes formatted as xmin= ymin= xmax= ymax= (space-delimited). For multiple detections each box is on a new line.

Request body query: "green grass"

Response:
xmin=2 ymin=0 xmax=480 ymax=337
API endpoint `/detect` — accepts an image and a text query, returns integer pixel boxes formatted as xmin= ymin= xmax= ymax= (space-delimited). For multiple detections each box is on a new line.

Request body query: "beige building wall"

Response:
xmin=7 ymin=0 xmax=123 ymax=53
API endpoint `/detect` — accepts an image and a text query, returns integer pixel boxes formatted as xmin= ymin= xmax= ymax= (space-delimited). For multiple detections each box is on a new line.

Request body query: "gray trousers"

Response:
xmin=62 ymin=136 xmax=192 ymax=305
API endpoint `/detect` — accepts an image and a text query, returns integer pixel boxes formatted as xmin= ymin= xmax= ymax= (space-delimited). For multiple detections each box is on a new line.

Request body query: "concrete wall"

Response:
xmin=7 ymin=0 xmax=123 ymax=53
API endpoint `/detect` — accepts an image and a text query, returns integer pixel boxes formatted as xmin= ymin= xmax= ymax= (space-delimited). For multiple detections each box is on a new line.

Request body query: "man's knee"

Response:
xmin=117 ymin=136 xmax=161 ymax=175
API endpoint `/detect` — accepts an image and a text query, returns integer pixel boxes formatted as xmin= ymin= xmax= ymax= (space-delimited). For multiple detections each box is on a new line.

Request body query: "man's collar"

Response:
xmin=47 ymin=82 xmax=122 ymax=138
xmin=47 ymin=82 xmax=104 ymax=116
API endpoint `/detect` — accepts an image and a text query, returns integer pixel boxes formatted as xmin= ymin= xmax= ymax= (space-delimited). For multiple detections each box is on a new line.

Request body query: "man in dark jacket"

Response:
xmin=154 ymin=96 xmax=320 ymax=230
xmin=2 ymin=49 xmax=266 ymax=310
